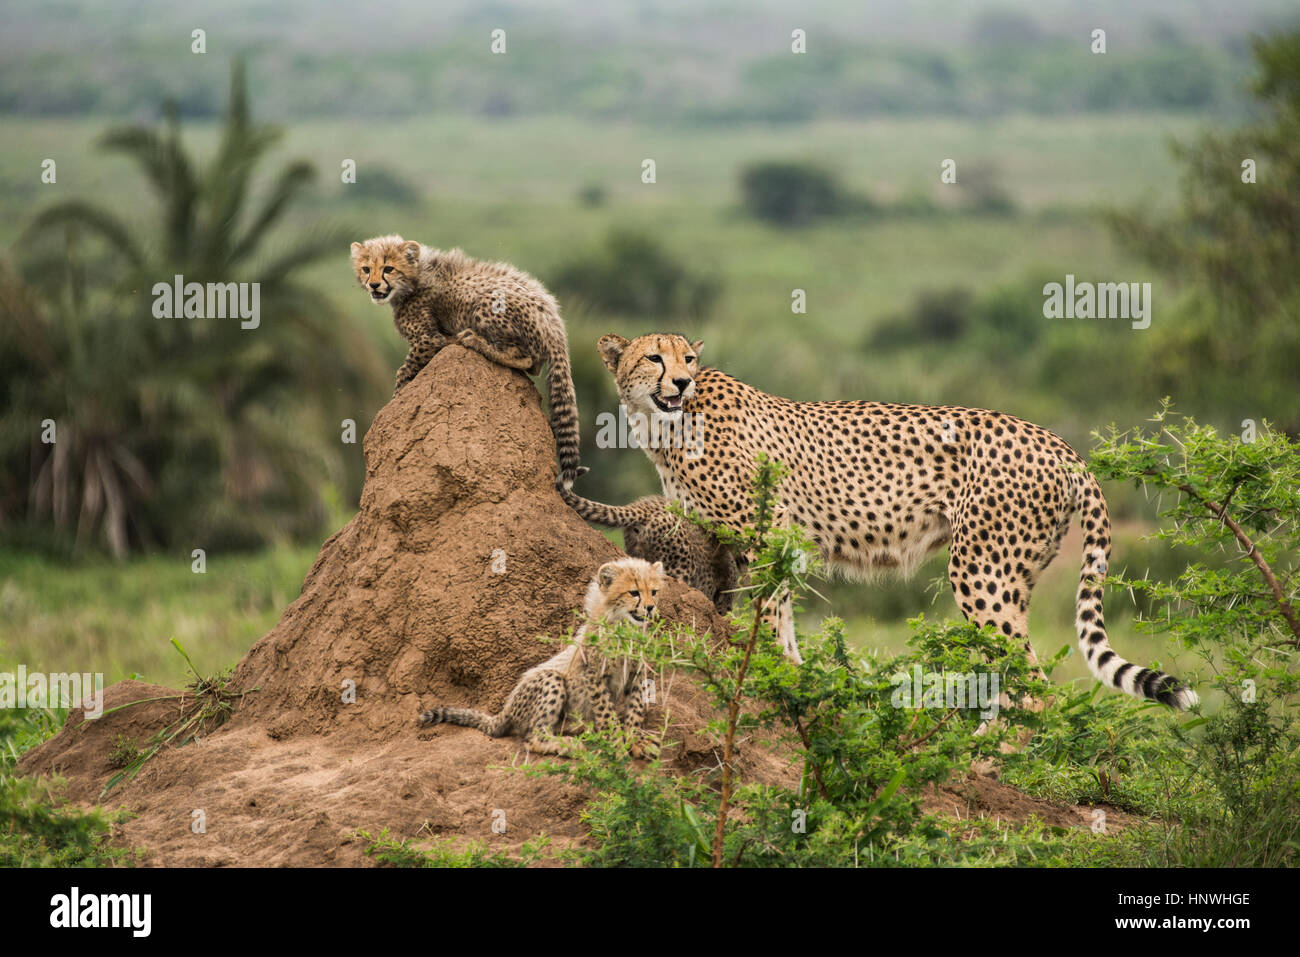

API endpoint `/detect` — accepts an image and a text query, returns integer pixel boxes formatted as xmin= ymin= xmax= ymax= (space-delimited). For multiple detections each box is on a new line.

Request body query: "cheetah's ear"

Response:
xmin=598 ymin=334 xmax=629 ymax=373
xmin=597 ymin=562 xmax=619 ymax=590
xmin=689 ymin=339 xmax=703 ymax=358
xmin=350 ymin=242 xmax=363 ymax=259
xmin=651 ymin=561 xmax=664 ymax=577
xmin=400 ymin=240 xmax=421 ymax=265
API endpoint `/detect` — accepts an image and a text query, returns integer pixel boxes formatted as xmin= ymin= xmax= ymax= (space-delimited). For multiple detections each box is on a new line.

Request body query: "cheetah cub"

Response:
xmin=559 ymin=486 xmax=739 ymax=614
xmin=351 ymin=235 xmax=582 ymax=486
xmin=418 ymin=558 xmax=664 ymax=757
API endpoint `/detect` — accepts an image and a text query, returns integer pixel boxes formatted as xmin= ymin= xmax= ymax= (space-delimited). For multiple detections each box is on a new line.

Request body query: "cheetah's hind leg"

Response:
xmin=524 ymin=728 xmax=572 ymax=756
xmin=520 ymin=671 xmax=571 ymax=756
xmin=454 ymin=329 xmax=538 ymax=372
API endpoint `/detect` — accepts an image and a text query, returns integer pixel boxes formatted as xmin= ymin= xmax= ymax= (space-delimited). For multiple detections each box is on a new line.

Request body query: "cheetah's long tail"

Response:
xmin=1075 ymin=474 xmax=1197 ymax=710
xmin=419 ymin=706 xmax=511 ymax=737
xmin=547 ymin=345 xmax=582 ymax=488
xmin=558 ymin=485 xmax=643 ymax=527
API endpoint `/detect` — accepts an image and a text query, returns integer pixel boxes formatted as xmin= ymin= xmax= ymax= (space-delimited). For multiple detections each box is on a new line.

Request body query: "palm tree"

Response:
xmin=1 ymin=60 xmax=386 ymax=556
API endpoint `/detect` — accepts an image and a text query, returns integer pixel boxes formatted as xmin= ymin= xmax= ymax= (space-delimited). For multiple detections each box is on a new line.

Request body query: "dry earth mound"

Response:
xmin=19 ymin=345 xmax=792 ymax=865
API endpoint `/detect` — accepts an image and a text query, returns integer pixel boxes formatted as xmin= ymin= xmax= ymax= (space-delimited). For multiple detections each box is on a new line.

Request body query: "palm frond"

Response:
xmin=229 ymin=160 xmax=317 ymax=266
xmin=97 ymin=125 xmax=171 ymax=197
xmin=21 ymin=201 xmax=146 ymax=269
xmin=4 ymin=59 xmax=384 ymax=556
xmin=250 ymin=224 xmax=353 ymax=282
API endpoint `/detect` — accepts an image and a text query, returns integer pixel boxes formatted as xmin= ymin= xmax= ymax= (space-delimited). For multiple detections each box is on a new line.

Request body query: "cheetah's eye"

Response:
xmin=382 ymin=265 xmax=393 ymax=275
xmin=647 ymin=355 xmax=663 ymax=365
xmin=685 ymin=356 xmax=695 ymax=363
xmin=362 ymin=266 xmax=370 ymax=273
xmin=629 ymin=590 xmax=639 ymax=598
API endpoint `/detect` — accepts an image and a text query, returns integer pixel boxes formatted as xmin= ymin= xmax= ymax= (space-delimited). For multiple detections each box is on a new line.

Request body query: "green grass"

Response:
xmin=0 ymin=545 xmax=316 ymax=686
xmin=1 ymin=707 xmax=137 ymax=866
xmin=283 ymin=112 xmax=1200 ymax=212
xmin=0 ymin=112 xmax=1199 ymax=222
xmin=360 ymin=828 xmax=554 ymax=867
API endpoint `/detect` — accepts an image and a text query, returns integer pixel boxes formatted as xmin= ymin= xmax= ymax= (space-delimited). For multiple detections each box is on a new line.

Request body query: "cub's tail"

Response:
xmin=546 ymin=345 xmax=582 ymax=488
xmin=419 ymin=706 xmax=511 ymax=737
xmin=1075 ymin=474 xmax=1197 ymax=710
xmin=558 ymin=485 xmax=648 ymax=528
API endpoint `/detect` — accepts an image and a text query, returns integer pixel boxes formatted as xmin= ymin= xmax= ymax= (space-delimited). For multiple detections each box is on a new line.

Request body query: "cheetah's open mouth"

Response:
xmin=370 ymin=288 xmax=391 ymax=302
xmin=629 ymin=612 xmax=648 ymax=623
xmin=651 ymin=392 xmax=684 ymax=413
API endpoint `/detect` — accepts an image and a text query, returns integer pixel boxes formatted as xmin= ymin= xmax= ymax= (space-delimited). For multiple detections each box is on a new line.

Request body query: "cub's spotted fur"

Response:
xmin=351 ymin=235 xmax=582 ymax=486
xmin=419 ymin=558 xmax=663 ymax=755
xmin=597 ymin=332 xmax=1196 ymax=710
xmin=559 ymin=486 xmax=739 ymax=613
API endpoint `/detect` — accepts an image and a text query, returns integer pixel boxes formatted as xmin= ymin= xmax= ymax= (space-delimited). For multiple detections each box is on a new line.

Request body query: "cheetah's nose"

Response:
xmin=369 ymin=282 xmax=381 ymax=290
xmin=672 ymin=377 xmax=690 ymax=392
xmin=644 ymin=605 xmax=655 ymax=617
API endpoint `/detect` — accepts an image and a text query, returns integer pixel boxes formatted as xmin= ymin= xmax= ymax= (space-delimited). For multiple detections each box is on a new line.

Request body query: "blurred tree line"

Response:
xmin=865 ymin=30 xmax=1300 ymax=437
xmin=0 ymin=28 xmax=1254 ymax=123
xmin=737 ymin=159 xmax=1014 ymax=226
xmin=1106 ymin=30 xmax=1300 ymax=432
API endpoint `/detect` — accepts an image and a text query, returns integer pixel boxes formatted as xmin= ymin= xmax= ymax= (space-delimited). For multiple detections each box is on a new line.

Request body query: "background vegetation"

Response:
xmin=0 ymin=0 xmax=1296 ymax=865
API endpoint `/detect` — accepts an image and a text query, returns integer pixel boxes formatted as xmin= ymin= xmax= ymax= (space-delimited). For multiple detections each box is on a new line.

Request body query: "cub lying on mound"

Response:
xmin=558 ymin=485 xmax=738 ymax=614
xmin=419 ymin=558 xmax=664 ymax=757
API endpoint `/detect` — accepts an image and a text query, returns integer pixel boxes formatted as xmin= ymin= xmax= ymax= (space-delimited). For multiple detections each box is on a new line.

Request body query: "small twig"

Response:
xmin=1162 ymin=475 xmax=1300 ymax=647
xmin=1218 ymin=477 xmax=1244 ymax=523
xmin=730 ymin=837 xmax=755 ymax=868
xmin=790 ymin=714 xmax=831 ymax=801
xmin=712 ymin=606 xmax=762 ymax=867
xmin=899 ymin=706 xmax=961 ymax=752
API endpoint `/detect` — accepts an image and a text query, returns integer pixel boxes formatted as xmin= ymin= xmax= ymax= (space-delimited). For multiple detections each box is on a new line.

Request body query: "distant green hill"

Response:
xmin=1 ymin=0 xmax=1292 ymax=119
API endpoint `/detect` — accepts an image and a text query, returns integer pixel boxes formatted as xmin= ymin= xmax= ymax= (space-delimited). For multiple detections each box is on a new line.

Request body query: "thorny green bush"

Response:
xmin=1088 ymin=403 xmax=1300 ymax=866
xmin=536 ymin=419 xmax=1295 ymax=867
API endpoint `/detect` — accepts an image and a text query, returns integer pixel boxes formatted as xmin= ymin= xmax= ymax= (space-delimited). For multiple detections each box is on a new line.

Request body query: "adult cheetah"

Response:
xmin=595 ymin=332 xmax=1196 ymax=709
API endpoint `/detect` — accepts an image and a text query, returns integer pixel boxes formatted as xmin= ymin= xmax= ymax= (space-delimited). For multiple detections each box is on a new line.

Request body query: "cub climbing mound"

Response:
xmin=19 ymin=345 xmax=791 ymax=866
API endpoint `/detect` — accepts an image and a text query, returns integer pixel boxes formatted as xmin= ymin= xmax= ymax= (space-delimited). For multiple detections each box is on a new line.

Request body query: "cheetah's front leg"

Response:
xmin=764 ymin=590 xmax=803 ymax=666
xmin=394 ymin=332 xmax=452 ymax=393
xmin=623 ymin=668 xmax=660 ymax=759
xmin=744 ymin=503 xmax=803 ymax=665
